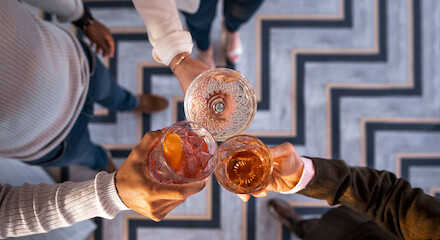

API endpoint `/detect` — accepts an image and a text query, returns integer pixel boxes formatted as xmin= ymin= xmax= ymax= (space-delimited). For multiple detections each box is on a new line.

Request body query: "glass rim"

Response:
xmin=184 ymin=68 xmax=257 ymax=141
xmin=215 ymin=135 xmax=273 ymax=194
xmin=157 ymin=120 xmax=219 ymax=182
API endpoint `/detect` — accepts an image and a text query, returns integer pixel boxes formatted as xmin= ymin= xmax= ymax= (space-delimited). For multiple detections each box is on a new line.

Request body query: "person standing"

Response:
xmin=182 ymin=0 xmax=265 ymax=68
xmin=239 ymin=143 xmax=440 ymax=240
xmin=0 ymin=0 xmax=168 ymax=172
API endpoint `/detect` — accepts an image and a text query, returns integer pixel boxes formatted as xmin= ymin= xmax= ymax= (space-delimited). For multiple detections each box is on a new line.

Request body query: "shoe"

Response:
xmin=104 ymin=149 xmax=117 ymax=173
xmin=197 ymin=46 xmax=216 ymax=69
xmin=222 ymin=25 xmax=243 ymax=65
xmin=267 ymin=198 xmax=305 ymax=237
xmin=133 ymin=94 xmax=168 ymax=114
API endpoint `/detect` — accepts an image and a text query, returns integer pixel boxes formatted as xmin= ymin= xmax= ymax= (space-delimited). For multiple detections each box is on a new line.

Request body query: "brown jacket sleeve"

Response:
xmin=298 ymin=158 xmax=440 ymax=240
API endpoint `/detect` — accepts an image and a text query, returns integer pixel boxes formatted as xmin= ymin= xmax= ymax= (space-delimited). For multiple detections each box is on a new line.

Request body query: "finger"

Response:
xmin=137 ymin=130 xmax=163 ymax=152
xmin=250 ymin=189 xmax=268 ymax=198
xmin=149 ymin=199 xmax=178 ymax=210
xmin=203 ymin=177 xmax=210 ymax=185
xmin=237 ymin=194 xmax=250 ymax=202
xmin=150 ymin=200 xmax=185 ymax=222
xmin=160 ymin=179 xmax=206 ymax=200
xmin=160 ymin=127 xmax=169 ymax=134
xmin=97 ymin=46 xmax=103 ymax=56
xmin=105 ymin=34 xmax=115 ymax=58
xmin=162 ymin=199 xmax=185 ymax=215
xmin=100 ymin=39 xmax=110 ymax=57
xmin=269 ymin=142 xmax=296 ymax=158
xmin=150 ymin=199 xmax=183 ymax=215
xmin=89 ymin=42 xmax=96 ymax=54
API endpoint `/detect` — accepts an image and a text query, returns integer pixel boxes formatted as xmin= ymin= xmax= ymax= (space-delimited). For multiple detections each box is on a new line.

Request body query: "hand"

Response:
xmin=237 ymin=142 xmax=305 ymax=202
xmin=83 ymin=19 xmax=115 ymax=58
xmin=115 ymin=129 xmax=207 ymax=221
xmin=170 ymin=52 xmax=210 ymax=94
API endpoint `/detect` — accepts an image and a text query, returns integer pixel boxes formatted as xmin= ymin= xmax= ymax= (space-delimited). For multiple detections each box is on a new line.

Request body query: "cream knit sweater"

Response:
xmin=0 ymin=1 xmax=127 ymax=238
xmin=0 ymin=0 xmax=89 ymax=161
xmin=0 ymin=172 xmax=128 ymax=239
xmin=0 ymin=0 xmax=195 ymax=237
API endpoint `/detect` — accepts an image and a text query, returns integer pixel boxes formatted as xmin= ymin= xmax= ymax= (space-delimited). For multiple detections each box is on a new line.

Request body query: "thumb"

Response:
xmin=250 ymin=189 xmax=267 ymax=198
xmin=237 ymin=194 xmax=250 ymax=202
xmin=269 ymin=142 xmax=296 ymax=159
xmin=138 ymin=130 xmax=163 ymax=154
xmin=175 ymin=179 xmax=207 ymax=199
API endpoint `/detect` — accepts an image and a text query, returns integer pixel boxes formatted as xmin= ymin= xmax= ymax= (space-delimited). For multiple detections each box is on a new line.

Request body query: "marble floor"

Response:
xmin=14 ymin=0 xmax=440 ymax=239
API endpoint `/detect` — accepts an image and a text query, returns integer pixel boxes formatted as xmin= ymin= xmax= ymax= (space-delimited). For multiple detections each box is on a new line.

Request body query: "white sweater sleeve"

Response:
xmin=132 ymin=0 xmax=194 ymax=66
xmin=0 ymin=172 xmax=128 ymax=239
xmin=20 ymin=0 xmax=84 ymax=22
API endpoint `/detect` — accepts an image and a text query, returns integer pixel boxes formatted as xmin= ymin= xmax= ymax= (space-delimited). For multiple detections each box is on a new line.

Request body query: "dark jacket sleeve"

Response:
xmin=298 ymin=157 xmax=440 ymax=240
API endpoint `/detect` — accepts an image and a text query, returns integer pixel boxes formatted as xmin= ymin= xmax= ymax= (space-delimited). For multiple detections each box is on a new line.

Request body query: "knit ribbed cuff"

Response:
xmin=152 ymin=31 xmax=193 ymax=66
xmin=95 ymin=172 xmax=129 ymax=217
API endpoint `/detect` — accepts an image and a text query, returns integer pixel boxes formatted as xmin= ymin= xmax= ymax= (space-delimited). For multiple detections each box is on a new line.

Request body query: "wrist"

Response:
xmin=170 ymin=52 xmax=190 ymax=73
xmin=97 ymin=171 xmax=129 ymax=212
xmin=72 ymin=5 xmax=94 ymax=30
xmin=280 ymin=157 xmax=315 ymax=194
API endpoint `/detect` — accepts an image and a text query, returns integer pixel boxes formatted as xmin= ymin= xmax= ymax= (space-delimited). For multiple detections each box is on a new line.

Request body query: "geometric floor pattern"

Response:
xmin=40 ymin=0 xmax=439 ymax=239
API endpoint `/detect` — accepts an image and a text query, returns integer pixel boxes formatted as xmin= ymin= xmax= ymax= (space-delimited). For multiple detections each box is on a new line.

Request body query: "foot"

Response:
xmin=226 ymin=30 xmax=242 ymax=64
xmin=197 ymin=46 xmax=216 ymax=69
xmin=104 ymin=150 xmax=117 ymax=173
xmin=267 ymin=198 xmax=305 ymax=237
xmin=133 ymin=94 xmax=168 ymax=114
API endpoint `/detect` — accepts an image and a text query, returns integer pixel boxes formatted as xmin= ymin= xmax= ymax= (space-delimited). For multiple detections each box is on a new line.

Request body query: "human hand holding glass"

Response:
xmin=234 ymin=142 xmax=305 ymax=202
xmin=184 ymin=68 xmax=257 ymax=140
xmin=170 ymin=53 xmax=210 ymax=93
xmin=214 ymin=135 xmax=273 ymax=195
xmin=148 ymin=121 xmax=218 ymax=184
xmin=115 ymin=129 xmax=207 ymax=221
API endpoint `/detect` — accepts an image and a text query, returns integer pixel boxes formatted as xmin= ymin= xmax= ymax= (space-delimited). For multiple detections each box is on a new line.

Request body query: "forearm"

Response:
xmin=20 ymin=0 xmax=84 ymax=22
xmin=299 ymin=158 xmax=440 ymax=239
xmin=132 ymin=0 xmax=193 ymax=65
xmin=0 ymin=172 xmax=127 ymax=238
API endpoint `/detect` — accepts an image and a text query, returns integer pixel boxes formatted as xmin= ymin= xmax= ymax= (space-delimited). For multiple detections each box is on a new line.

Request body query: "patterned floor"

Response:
xmin=41 ymin=0 xmax=440 ymax=239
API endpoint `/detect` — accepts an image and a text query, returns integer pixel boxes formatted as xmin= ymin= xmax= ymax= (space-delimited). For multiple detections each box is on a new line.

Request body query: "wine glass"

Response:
xmin=214 ymin=135 xmax=273 ymax=194
xmin=184 ymin=68 xmax=257 ymax=141
xmin=148 ymin=121 xmax=218 ymax=184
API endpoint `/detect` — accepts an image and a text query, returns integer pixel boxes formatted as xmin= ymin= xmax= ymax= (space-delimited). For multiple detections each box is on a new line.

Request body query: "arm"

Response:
xmin=21 ymin=0 xmax=114 ymax=57
xmin=246 ymin=143 xmax=440 ymax=239
xmin=20 ymin=0 xmax=84 ymax=22
xmin=0 ymin=172 xmax=126 ymax=238
xmin=131 ymin=0 xmax=210 ymax=93
xmin=299 ymin=158 xmax=440 ymax=240
xmin=0 ymin=130 xmax=206 ymax=238
xmin=132 ymin=0 xmax=193 ymax=66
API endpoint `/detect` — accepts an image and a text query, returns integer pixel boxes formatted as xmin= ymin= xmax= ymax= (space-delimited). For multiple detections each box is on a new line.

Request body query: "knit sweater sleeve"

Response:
xmin=0 ymin=172 xmax=128 ymax=239
xmin=20 ymin=0 xmax=84 ymax=22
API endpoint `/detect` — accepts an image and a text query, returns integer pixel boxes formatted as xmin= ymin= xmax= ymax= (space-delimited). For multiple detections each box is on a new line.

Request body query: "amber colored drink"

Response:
xmin=214 ymin=135 xmax=273 ymax=194
xmin=226 ymin=150 xmax=266 ymax=189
